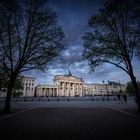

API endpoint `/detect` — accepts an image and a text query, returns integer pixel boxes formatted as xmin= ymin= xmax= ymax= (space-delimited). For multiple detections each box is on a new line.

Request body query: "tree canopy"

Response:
xmin=0 ymin=0 xmax=65 ymax=112
xmin=82 ymin=0 xmax=140 ymax=111
xmin=82 ymin=0 xmax=139 ymax=75
xmin=0 ymin=0 xmax=64 ymax=76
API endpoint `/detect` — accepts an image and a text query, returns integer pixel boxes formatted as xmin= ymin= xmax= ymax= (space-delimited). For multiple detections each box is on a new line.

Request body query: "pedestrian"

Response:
xmin=123 ymin=94 xmax=127 ymax=103
xmin=117 ymin=94 xmax=121 ymax=103
xmin=117 ymin=94 xmax=121 ymax=101
xmin=67 ymin=98 xmax=69 ymax=101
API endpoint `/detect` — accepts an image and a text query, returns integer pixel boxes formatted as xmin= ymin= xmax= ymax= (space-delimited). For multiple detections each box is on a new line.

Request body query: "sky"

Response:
xmin=24 ymin=0 xmax=140 ymax=85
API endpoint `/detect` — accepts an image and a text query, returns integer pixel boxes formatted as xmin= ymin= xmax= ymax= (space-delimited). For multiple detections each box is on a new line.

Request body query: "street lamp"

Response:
xmin=119 ymin=79 xmax=122 ymax=94
xmin=107 ymin=80 xmax=109 ymax=101
xmin=102 ymin=80 xmax=105 ymax=95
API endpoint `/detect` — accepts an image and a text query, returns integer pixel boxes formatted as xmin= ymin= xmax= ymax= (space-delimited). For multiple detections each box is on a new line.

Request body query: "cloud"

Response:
xmin=22 ymin=0 xmax=140 ymax=85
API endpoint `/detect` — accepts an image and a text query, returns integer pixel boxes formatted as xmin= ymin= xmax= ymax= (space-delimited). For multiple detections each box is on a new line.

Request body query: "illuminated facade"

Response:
xmin=35 ymin=73 xmax=126 ymax=97
xmin=20 ymin=76 xmax=36 ymax=97
xmin=54 ymin=75 xmax=84 ymax=97
xmin=35 ymin=85 xmax=58 ymax=97
xmin=0 ymin=73 xmax=126 ymax=97
xmin=84 ymin=83 xmax=126 ymax=96
xmin=36 ymin=73 xmax=84 ymax=97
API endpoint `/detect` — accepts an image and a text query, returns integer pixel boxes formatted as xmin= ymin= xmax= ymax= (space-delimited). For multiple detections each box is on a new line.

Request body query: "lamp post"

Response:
xmin=102 ymin=80 xmax=105 ymax=95
xmin=119 ymin=79 xmax=122 ymax=94
xmin=107 ymin=80 xmax=109 ymax=101
xmin=102 ymin=80 xmax=105 ymax=100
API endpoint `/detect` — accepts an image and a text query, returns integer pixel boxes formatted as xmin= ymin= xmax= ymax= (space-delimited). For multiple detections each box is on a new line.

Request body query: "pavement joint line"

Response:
xmin=0 ymin=103 xmax=49 ymax=120
xmin=108 ymin=106 xmax=136 ymax=117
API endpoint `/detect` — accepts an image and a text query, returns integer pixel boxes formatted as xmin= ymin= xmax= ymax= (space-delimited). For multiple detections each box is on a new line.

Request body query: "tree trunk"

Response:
xmin=3 ymin=75 xmax=17 ymax=113
xmin=130 ymin=74 xmax=140 ymax=112
xmin=127 ymin=58 xmax=140 ymax=112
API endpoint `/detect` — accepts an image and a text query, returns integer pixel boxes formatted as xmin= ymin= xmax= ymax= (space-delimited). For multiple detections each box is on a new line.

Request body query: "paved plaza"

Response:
xmin=0 ymin=97 xmax=140 ymax=140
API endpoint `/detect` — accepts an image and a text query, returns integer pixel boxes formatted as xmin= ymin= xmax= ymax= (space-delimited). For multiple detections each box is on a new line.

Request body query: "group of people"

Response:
xmin=117 ymin=94 xmax=127 ymax=103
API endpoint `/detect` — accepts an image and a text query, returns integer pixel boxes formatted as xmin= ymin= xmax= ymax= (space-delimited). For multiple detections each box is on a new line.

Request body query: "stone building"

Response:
xmin=84 ymin=83 xmax=126 ymax=96
xmin=35 ymin=73 xmax=126 ymax=97
xmin=0 ymin=76 xmax=36 ymax=97
xmin=35 ymin=85 xmax=58 ymax=97
xmin=35 ymin=73 xmax=84 ymax=97
xmin=54 ymin=74 xmax=84 ymax=97
xmin=20 ymin=76 xmax=36 ymax=97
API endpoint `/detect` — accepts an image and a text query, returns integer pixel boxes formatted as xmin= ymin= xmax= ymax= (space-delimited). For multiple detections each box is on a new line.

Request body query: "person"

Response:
xmin=123 ymin=94 xmax=127 ymax=103
xmin=117 ymin=94 xmax=121 ymax=103
xmin=117 ymin=94 xmax=121 ymax=101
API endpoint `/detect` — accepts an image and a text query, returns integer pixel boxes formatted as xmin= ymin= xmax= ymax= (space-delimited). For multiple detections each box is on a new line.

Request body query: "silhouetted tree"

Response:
xmin=12 ymin=77 xmax=24 ymax=97
xmin=134 ymin=0 xmax=140 ymax=60
xmin=126 ymin=81 xmax=140 ymax=96
xmin=0 ymin=68 xmax=8 ymax=91
xmin=0 ymin=0 xmax=64 ymax=113
xmin=82 ymin=0 xmax=140 ymax=111
xmin=0 ymin=70 xmax=23 ymax=96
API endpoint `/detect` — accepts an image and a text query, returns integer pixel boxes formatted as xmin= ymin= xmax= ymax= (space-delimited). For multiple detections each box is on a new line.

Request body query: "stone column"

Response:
xmin=68 ymin=82 xmax=70 ymax=96
xmin=79 ymin=83 xmax=82 ymax=96
xmin=66 ymin=82 xmax=68 ymax=96
xmin=56 ymin=87 xmax=58 ymax=96
xmin=73 ymin=83 xmax=75 ymax=96
xmin=63 ymin=82 xmax=65 ymax=96
xmin=59 ymin=82 xmax=61 ymax=96
xmin=72 ymin=83 xmax=74 ymax=96
xmin=70 ymin=82 xmax=72 ymax=96
xmin=77 ymin=83 xmax=79 ymax=96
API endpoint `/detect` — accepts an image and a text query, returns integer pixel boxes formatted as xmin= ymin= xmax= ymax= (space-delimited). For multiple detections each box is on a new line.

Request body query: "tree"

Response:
xmin=82 ymin=0 xmax=140 ymax=111
xmin=0 ymin=70 xmax=23 ymax=97
xmin=12 ymin=77 xmax=24 ymax=97
xmin=126 ymin=81 xmax=140 ymax=96
xmin=134 ymin=0 xmax=140 ymax=60
xmin=0 ymin=0 xmax=64 ymax=113
xmin=0 ymin=68 xmax=8 ymax=91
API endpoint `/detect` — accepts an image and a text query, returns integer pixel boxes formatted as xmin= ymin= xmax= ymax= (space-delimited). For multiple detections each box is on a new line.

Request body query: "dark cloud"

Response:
xmin=23 ymin=0 xmax=140 ymax=85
